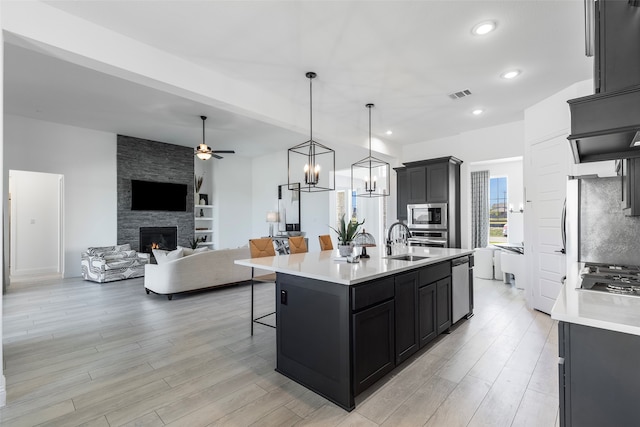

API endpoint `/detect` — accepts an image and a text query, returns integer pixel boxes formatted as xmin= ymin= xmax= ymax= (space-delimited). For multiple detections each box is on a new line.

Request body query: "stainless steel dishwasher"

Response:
xmin=452 ymin=256 xmax=471 ymax=324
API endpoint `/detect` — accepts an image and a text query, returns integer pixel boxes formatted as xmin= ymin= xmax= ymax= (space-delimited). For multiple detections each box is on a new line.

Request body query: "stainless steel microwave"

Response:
xmin=407 ymin=203 xmax=447 ymax=229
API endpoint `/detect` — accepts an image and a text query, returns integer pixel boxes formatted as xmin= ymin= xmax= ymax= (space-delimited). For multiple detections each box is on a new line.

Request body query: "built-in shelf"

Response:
xmin=194 ymin=205 xmax=213 ymax=248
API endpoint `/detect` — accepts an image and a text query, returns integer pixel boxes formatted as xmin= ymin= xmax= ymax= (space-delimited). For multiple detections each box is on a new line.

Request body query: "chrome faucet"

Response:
xmin=387 ymin=222 xmax=411 ymax=255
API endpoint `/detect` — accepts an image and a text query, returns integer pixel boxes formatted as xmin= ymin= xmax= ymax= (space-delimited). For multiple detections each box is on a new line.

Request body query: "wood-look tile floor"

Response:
xmin=1 ymin=274 xmax=560 ymax=426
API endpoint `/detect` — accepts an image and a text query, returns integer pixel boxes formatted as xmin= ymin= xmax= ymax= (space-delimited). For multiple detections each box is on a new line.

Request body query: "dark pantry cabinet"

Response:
xmin=395 ymin=156 xmax=462 ymax=247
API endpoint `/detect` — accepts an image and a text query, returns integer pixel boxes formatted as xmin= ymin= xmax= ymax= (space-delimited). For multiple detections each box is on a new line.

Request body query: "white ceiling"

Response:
xmin=4 ymin=0 xmax=593 ymax=159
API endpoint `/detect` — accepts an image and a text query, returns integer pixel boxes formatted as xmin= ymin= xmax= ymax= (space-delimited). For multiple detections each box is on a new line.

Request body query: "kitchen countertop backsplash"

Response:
xmin=580 ymin=177 xmax=640 ymax=266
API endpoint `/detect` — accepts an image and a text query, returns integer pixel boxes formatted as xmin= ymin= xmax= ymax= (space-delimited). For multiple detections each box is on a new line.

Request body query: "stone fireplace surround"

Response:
xmin=117 ymin=135 xmax=195 ymax=252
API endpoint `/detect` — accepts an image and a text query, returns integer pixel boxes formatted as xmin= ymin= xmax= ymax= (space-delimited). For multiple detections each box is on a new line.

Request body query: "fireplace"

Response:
xmin=139 ymin=227 xmax=178 ymax=254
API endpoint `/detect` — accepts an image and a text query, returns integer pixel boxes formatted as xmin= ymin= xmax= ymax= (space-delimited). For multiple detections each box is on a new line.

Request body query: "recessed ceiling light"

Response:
xmin=386 ymin=130 xmax=393 ymax=135
xmin=472 ymin=21 xmax=496 ymax=36
xmin=472 ymin=109 xmax=484 ymax=116
xmin=501 ymin=70 xmax=521 ymax=79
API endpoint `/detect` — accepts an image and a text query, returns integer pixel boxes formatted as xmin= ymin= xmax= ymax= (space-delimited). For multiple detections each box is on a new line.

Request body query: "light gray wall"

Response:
xmin=4 ymin=114 xmax=117 ymax=277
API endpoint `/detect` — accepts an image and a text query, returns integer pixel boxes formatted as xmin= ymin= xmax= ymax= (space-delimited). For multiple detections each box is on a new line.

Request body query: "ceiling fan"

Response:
xmin=194 ymin=115 xmax=236 ymax=160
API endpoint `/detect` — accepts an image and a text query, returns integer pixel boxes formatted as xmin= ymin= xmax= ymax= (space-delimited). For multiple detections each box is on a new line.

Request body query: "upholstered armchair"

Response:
xmin=81 ymin=244 xmax=150 ymax=283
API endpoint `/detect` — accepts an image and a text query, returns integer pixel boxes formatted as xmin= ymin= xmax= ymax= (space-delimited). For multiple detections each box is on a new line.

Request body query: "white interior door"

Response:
xmin=9 ymin=170 xmax=63 ymax=278
xmin=525 ymin=134 xmax=570 ymax=314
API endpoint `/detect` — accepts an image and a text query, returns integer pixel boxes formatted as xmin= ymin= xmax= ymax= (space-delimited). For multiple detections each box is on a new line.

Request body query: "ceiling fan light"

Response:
xmin=196 ymin=151 xmax=212 ymax=160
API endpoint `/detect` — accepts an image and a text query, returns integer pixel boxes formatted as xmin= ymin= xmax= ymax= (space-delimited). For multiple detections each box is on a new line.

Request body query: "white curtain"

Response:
xmin=471 ymin=170 xmax=490 ymax=248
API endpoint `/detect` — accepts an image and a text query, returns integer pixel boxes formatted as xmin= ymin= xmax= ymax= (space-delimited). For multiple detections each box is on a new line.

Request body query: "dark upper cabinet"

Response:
xmin=622 ymin=158 xmax=640 ymax=216
xmin=395 ymin=167 xmax=408 ymax=220
xmin=407 ymin=167 xmax=427 ymax=204
xmin=394 ymin=271 xmax=419 ymax=364
xmin=567 ymin=0 xmax=640 ymax=163
xmin=595 ymin=0 xmax=640 ymax=94
xmin=426 ymin=162 xmax=448 ymax=203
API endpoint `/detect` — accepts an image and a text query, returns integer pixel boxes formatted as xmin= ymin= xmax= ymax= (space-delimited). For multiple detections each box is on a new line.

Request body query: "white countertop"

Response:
xmin=551 ymin=262 xmax=640 ymax=336
xmin=235 ymin=246 xmax=474 ymax=286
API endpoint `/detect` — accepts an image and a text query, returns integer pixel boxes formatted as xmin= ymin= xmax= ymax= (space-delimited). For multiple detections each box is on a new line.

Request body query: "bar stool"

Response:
xmin=249 ymin=238 xmax=277 ymax=335
xmin=318 ymin=234 xmax=334 ymax=251
xmin=288 ymin=236 xmax=308 ymax=254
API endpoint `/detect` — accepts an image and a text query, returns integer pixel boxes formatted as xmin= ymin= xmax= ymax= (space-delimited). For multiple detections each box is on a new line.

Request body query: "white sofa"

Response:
xmin=144 ymin=246 xmax=254 ymax=299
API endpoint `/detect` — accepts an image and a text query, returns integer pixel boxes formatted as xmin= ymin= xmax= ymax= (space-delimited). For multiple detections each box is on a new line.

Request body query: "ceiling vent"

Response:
xmin=448 ymin=89 xmax=472 ymax=100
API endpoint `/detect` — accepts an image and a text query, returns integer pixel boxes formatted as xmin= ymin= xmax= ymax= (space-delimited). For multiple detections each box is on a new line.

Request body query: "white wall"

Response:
xmin=249 ymin=150 xmax=331 ymax=252
xmin=402 ymin=121 xmax=525 ymax=249
xmin=212 ymin=155 xmax=254 ymax=249
xmin=4 ymin=115 xmax=117 ymax=277
xmin=9 ymin=170 xmax=62 ymax=276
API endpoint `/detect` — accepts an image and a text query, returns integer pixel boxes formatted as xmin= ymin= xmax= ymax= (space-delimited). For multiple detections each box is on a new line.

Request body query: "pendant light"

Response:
xmin=195 ymin=116 xmax=212 ymax=160
xmin=288 ymin=72 xmax=335 ymax=192
xmin=351 ymin=104 xmax=390 ymax=197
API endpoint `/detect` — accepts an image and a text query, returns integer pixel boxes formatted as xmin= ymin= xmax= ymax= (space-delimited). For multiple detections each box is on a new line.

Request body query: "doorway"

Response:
xmin=9 ymin=170 xmax=64 ymax=282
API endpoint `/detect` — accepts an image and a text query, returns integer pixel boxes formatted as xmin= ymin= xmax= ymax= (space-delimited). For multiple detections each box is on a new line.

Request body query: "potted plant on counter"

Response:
xmin=330 ymin=214 xmax=365 ymax=257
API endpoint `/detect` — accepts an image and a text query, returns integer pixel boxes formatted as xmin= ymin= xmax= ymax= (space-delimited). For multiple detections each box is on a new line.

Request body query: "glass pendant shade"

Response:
xmin=351 ymin=104 xmax=391 ymax=198
xmin=354 ymin=229 xmax=376 ymax=258
xmin=288 ymin=72 xmax=335 ymax=193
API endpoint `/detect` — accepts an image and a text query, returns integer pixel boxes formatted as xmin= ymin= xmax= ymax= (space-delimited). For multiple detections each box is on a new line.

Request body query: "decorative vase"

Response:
xmin=195 ymin=193 xmax=200 ymax=206
xmin=338 ymin=243 xmax=353 ymax=257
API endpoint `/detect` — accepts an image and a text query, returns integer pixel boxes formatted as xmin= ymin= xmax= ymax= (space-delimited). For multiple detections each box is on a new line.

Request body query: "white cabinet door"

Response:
xmin=525 ymin=133 xmax=570 ymax=314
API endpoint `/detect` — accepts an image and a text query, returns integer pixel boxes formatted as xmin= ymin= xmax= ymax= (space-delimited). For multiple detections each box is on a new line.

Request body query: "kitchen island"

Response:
xmin=552 ymin=262 xmax=640 ymax=426
xmin=236 ymin=246 xmax=474 ymax=411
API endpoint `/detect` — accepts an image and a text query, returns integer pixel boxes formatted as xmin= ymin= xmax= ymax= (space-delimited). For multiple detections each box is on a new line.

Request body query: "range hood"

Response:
xmin=567 ymin=0 xmax=640 ymax=163
xmin=568 ymin=85 xmax=640 ymax=163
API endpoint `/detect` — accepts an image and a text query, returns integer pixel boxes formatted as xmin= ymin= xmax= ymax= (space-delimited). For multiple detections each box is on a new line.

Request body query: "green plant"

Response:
xmin=188 ymin=236 xmax=203 ymax=249
xmin=330 ymin=214 xmax=365 ymax=244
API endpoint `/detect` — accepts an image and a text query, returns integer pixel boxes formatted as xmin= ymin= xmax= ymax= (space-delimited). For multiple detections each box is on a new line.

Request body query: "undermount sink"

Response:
xmin=387 ymin=254 xmax=430 ymax=262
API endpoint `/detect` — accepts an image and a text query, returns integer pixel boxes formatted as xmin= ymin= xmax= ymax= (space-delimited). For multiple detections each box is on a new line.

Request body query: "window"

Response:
xmin=489 ymin=176 xmax=507 ymax=244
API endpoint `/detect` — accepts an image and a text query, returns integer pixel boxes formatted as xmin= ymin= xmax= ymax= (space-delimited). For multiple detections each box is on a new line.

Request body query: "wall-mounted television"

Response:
xmin=131 ymin=179 xmax=187 ymax=211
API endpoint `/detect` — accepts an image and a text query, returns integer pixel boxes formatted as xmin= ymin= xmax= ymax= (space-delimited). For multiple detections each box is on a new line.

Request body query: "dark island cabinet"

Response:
xmin=418 ymin=261 xmax=451 ymax=345
xmin=418 ymin=283 xmax=437 ymax=346
xmin=394 ymin=271 xmax=420 ymax=364
xmin=436 ymin=277 xmax=452 ymax=334
xmin=559 ymin=321 xmax=640 ymax=426
xmin=275 ymin=257 xmax=465 ymax=411
xmin=352 ymin=299 xmax=395 ymax=395
xmin=351 ymin=276 xmax=395 ymax=395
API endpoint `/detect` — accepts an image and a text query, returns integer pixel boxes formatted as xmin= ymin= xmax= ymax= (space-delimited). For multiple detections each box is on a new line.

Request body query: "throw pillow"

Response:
xmin=193 ymin=247 xmax=209 ymax=254
xmin=153 ymin=248 xmax=184 ymax=265
xmin=177 ymin=246 xmax=194 ymax=256
xmin=115 ymin=243 xmax=132 ymax=252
